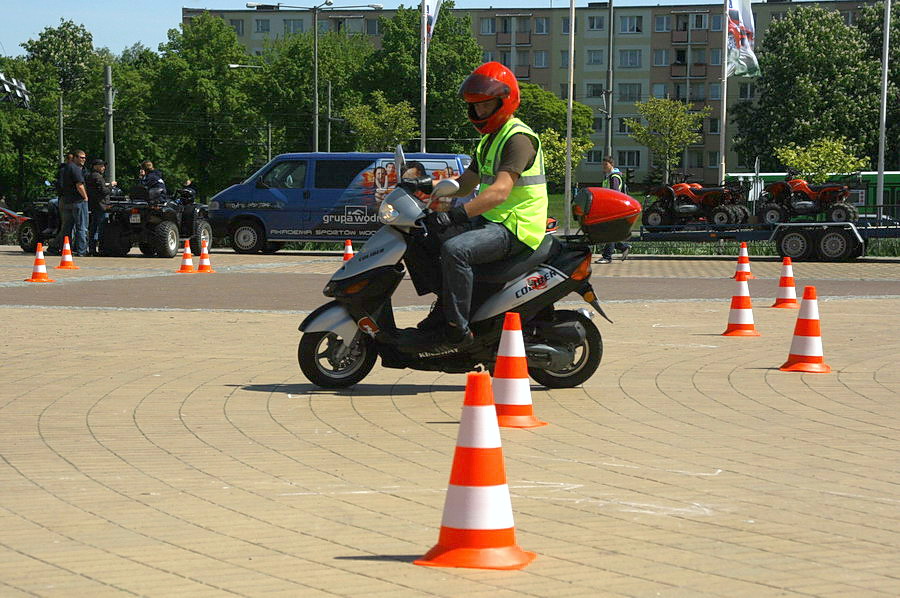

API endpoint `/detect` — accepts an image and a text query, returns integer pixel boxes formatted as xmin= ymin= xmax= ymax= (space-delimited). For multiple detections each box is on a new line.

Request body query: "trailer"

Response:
xmin=635 ymin=220 xmax=900 ymax=261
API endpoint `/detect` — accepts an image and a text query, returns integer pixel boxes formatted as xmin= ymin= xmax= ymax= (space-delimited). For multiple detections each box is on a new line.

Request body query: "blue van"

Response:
xmin=208 ymin=152 xmax=470 ymax=253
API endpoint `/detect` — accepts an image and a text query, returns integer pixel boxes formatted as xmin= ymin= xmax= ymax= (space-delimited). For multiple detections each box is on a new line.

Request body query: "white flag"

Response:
xmin=726 ymin=0 xmax=760 ymax=77
xmin=424 ymin=0 xmax=443 ymax=43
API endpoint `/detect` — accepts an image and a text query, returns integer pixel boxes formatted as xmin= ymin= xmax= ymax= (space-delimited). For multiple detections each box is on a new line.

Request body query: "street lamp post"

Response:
xmin=246 ymin=1 xmax=382 ymax=152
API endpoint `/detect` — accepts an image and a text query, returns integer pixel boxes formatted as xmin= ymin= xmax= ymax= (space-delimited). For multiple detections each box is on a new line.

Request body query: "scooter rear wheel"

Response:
xmin=528 ymin=310 xmax=602 ymax=389
xmin=298 ymin=331 xmax=377 ymax=388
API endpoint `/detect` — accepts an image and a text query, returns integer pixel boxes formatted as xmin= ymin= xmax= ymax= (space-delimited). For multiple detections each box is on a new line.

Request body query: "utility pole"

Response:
xmin=718 ymin=0 xmax=728 ymax=184
xmin=58 ymin=95 xmax=64 ymax=164
xmin=327 ymin=80 xmax=332 ymax=152
xmin=605 ymin=0 xmax=614 ymax=158
xmin=104 ymin=65 xmax=117 ymax=183
xmin=875 ymin=0 xmax=891 ymax=221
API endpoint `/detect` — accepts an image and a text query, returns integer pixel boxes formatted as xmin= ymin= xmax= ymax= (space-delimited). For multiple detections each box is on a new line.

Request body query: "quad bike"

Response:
xmin=757 ymin=168 xmax=857 ymax=225
xmin=101 ymin=185 xmax=211 ymax=257
xmin=297 ymin=146 xmax=642 ymax=389
xmin=17 ymin=197 xmax=63 ymax=253
xmin=642 ymin=177 xmax=749 ymax=230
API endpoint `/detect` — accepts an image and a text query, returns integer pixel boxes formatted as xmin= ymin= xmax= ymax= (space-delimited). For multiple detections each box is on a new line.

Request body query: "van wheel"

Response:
xmin=231 ymin=221 xmax=265 ymax=254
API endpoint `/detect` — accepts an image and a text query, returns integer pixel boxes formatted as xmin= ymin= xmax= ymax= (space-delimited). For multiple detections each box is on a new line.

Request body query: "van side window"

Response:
xmin=261 ymin=160 xmax=307 ymax=189
xmin=314 ymin=160 xmax=372 ymax=189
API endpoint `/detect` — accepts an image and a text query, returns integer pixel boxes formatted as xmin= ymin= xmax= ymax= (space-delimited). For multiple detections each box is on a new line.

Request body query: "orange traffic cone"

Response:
xmin=54 ymin=236 xmax=80 ymax=270
xmin=196 ymin=239 xmax=216 ymax=273
xmin=24 ymin=243 xmax=55 ymax=283
xmin=176 ymin=240 xmax=195 ymax=273
xmin=732 ymin=242 xmax=756 ymax=280
xmin=415 ymin=371 xmax=536 ymax=571
xmin=493 ymin=312 xmax=547 ymax=428
xmin=780 ymin=286 xmax=831 ymax=373
xmin=770 ymin=257 xmax=799 ymax=308
xmin=342 ymin=239 xmax=354 ymax=261
xmin=722 ymin=277 xmax=761 ymax=336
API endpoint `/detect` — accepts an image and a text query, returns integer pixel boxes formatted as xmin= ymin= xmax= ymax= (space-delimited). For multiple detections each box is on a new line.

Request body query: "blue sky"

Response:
xmin=2 ymin=0 xmax=717 ymax=56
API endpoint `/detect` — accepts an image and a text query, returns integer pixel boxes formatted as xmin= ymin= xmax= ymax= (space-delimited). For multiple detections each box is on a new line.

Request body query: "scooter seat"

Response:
xmin=473 ymin=234 xmax=556 ymax=284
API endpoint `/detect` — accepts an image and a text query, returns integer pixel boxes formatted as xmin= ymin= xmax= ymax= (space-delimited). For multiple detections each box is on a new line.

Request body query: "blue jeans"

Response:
xmin=441 ymin=217 xmax=528 ymax=331
xmin=59 ymin=200 xmax=89 ymax=255
xmin=602 ymin=241 xmax=631 ymax=260
xmin=89 ymin=209 xmax=107 ymax=253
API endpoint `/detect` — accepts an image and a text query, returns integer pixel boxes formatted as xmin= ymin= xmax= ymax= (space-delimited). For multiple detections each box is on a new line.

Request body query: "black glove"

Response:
xmin=425 ymin=205 xmax=468 ymax=233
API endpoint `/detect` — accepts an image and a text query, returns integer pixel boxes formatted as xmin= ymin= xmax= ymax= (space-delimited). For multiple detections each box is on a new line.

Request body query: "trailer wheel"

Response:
xmin=777 ymin=229 xmax=816 ymax=261
xmin=817 ymin=229 xmax=857 ymax=261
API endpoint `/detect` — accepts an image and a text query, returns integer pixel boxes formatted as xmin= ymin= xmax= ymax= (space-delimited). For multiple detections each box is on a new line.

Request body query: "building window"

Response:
xmin=586 ymin=150 xmax=604 ymax=163
xmin=619 ymin=49 xmax=641 ymax=68
xmin=230 ymin=19 xmax=244 ymax=36
xmin=498 ymin=17 xmax=511 ymax=34
xmin=617 ymin=118 xmax=634 ymax=134
xmin=771 ymin=12 xmax=785 ymax=22
xmin=620 ymin=15 xmax=642 ymax=33
xmin=652 ymin=83 xmax=667 ymax=99
xmin=653 ymin=49 xmax=669 ymax=67
xmin=588 ymin=15 xmax=605 ymax=30
xmin=255 ymin=19 xmax=270 ymax=33
xmin=592 ymin=117 xmax=604 ymax=132
xmin=284 ymin=19 xmax=304 ymax=34
xmin=618 ymin=150 xmax=640 ymax=167
xmin=708 ymin=118 xmax=720 ymax=134
xmin=517 ymin=19 xmax=531 ymax=33
xmin=674 ymin=83 xmax=687 ymax=100
xmin=675 ymin=49 xmax=687 ymax=64
xmin=690 ymin=84 xmax=706 ymax=101
xmin=655 ymin=15 xmax=671 ymax=32
xmin=516 ymin=50 xmax=530 ymax=67
xmin=560 ymin=50 xmax=575 ymax=67
xmin=535 ymin=17 xmax=548 ymax=34
xmin=587 ymin=83 xmax=604 ymax=98
xmin=739 ymin=82 xmax=755 ymax=100
xmin=562 ymin=17 xmax=574 ymax=34
xmin=534 ymin=50 xmax=548 ymax=68
xmin=500 ymin=51 xmax=511 ymax=66
xmin=482 ymin=51 xmax=493 ymax=63
xmin=691 ymin=14 xmax=708 ymax=29
xmin=841 ymin=10 xmax=856 ymax=26
xmin=687 ymin=150 xmax=704 ymax=168
xmin=710 ymin=48 xmax=722 ymax=66
xmin=709 ymin=83 xmax=721 ymax=100
xmin=711 ymin=14 xmax=723 ymax=31
xmin=708 ymin=151 xmax=720 ymax=168
xmin=480 ymin=17 xmax=495 ymax=35
xmin=318 ymin=20 xmax=331 ymax=32
xmin=587 ymin=49 xmax=604 ymax=65
xmin=693 ymin=49 xmax=706 ymax=65
xmin=618 ymin=83 xmax=641 ymax=102
xmin=559 ymin=83 xmax=576 ymax=99
xmin=366 ymin=18 xmax=380 ymax=35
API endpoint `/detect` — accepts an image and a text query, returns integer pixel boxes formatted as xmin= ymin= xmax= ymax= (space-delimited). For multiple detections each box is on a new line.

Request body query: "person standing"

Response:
xmin=85 ymin=159 xmax=115 ymax=256
xmin=596 ymin=156 xmax=632 ymax=264
xmin=55 ymin=150 xmax=89 ymax=256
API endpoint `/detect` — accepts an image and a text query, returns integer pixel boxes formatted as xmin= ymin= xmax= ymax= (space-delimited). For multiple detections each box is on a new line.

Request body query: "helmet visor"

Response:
xmin=458 ymin=72 xmax=511 ymax=102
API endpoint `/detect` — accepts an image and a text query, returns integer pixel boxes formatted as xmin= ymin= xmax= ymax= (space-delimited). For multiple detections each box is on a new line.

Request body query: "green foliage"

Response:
xmin=732 ymin=6 xmax=881 ymax=171
xmin=855 ymin=2 xmax=900 ymax=170
xmin=774 ymin=137 xmax=869 ymax=184
xmin=518 ymin=82 xmax=593 ymax=141
xmin=625 ymin=98 xmax=710 ymax=183
xmin=21 ymin=19 xmax=94 ymax=92
xmin=539 ymin=128 xmax=592 ymax=193
xmin=343 ymin=91 xmax=417 ymax=151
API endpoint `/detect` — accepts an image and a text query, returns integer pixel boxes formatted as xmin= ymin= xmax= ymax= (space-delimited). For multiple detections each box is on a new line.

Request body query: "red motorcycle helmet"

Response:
xmin=458 ymin=61 xmax=520 ymax=134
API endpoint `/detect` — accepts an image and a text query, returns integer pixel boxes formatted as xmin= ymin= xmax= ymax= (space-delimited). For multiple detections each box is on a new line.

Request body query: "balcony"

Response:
xmin=497 ymin=31 xmax=532 ymax=46
xmin=671 ymin=29 xmax=709 ymax=44
xmin=670 ymin=63 xmax=708 ymax=78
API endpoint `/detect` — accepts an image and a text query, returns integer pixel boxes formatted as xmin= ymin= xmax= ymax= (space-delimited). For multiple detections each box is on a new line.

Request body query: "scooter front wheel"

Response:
xmin=298 ymin=331 xmax=377 ymax=388
xmin=528 ymin=310 xmax=602 ymax=389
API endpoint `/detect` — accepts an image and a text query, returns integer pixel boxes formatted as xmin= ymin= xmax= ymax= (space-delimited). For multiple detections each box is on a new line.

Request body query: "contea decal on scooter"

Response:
xmin=514 ymin=268 xmax=559 ymax=299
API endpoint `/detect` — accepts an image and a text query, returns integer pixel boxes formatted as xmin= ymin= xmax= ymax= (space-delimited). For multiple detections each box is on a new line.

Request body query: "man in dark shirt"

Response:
xmin=85 ymin=159 xmax=116 ymax=256
xmin=55 ymin=149 xmax=90 ymax=256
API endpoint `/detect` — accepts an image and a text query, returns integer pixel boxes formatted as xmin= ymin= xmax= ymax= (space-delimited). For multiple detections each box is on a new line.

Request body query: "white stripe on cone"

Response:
xmin=798 ymin=297 xmax=819 ymax=320
xmin=497 ymin=330 xmax=526 ymax=357
xmin=442 ymin=485 xmax=515 ymax=529
xmin=457 ymin=405 xmax=502 ymax=448
xmin=492 ymin=378 xmax=533 ymax=405
xmin=728 ymin=309 xmax=755 ymax=325
xmin=787 ymin=335 xmax=824 ymax=358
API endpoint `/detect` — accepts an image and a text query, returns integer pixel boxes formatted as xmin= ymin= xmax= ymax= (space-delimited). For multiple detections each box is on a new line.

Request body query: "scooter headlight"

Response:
xmin=379 ymin=201 xmax=400 ymax=224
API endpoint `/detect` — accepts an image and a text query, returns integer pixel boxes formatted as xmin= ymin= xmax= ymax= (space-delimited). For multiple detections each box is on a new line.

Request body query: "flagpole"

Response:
xmin=564 ymin=0 xmax=576 ymax=235
xmin=420 ymin=0 xmax=428 ymax=152
xmin=718 ymin=0 xmax=728 ymax=184
xmin=875 ymin=0 xmax=890 ymax=221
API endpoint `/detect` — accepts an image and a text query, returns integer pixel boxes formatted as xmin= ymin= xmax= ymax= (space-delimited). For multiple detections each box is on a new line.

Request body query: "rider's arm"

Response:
xmin=452 ymin=169 xmax=480 ymax=197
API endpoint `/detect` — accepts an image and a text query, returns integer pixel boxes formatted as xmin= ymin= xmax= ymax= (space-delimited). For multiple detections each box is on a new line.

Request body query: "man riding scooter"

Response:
xmin=409 ymin=61 xmax=548 ymax=353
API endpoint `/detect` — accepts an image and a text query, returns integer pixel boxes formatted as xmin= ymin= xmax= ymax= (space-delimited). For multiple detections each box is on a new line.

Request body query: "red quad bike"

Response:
xmin=757 ymin=168 xmax=857 ymax=225
xmin=642 ymin=177 xmax=749 ymax=231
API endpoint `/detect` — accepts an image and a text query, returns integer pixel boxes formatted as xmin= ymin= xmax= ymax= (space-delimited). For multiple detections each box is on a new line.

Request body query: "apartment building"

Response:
xmin=184 ymin=0 xmax=870 ymax=185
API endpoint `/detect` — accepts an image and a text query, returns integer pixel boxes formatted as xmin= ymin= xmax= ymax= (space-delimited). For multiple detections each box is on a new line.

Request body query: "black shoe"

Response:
xmin=620 ymin=247 xmax=630 ymax=261
xmin=594 ymin=257 xmax=611 ymax=264
xmin=430 ymin=326 xmax=474 ymax=354
xmin=417 ymin=300 xmax=445 ymax=331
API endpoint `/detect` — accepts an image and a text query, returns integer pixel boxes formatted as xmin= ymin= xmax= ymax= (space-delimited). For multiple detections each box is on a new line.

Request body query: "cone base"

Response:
xmin=732 ymin=273 xmax=756 ymax=280
xmin=176 ymin=269 xmax=196 ymax=274
xmin=780 ymin=360 xmax=831 ymax=373
xmin=497 ymin=414 xmax=549 ymax=429
xmin=414 ymin=544 xmax=536 ymax=570
xmin=197 ymin=267 xmax=216 ymax=273
xmin=770 ymin=300 xmax=799 ymax=309
xmin=54 ymin=265 xmax=79 ymax=270
xmin=24 ymin=277 xmax=55 ymax=283
xmin=722 ymin=328 xmax=761 ymax=337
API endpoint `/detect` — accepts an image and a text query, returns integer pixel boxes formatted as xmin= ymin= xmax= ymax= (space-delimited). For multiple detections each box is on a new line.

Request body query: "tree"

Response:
xmin=518 ymin=82 xmax=593 ymax=141
xmin=774 ymin=137 xmax=869 ymax=184
xmin=365 ymin=2 xmax=482 ymax=153
xmin=732 ymin=6 xmax=881 ymax=171
xmin=343 ymin=91 xmax=417 ymax=151
xmin=625 ymin=98 xmax=710 ymax=184
xmin=539 ymin=128 xmax=593 ymax=193
xmin=855 ymin=2 xmax=900 ymax=170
